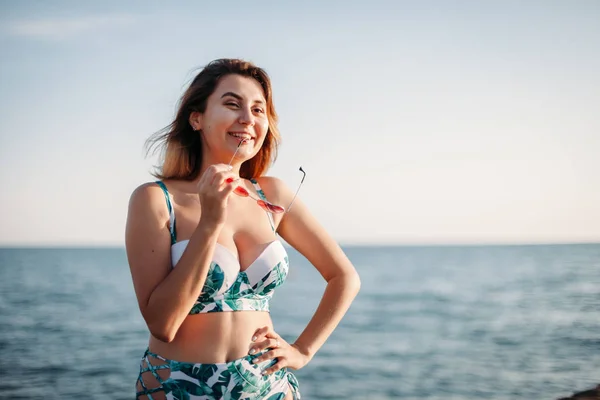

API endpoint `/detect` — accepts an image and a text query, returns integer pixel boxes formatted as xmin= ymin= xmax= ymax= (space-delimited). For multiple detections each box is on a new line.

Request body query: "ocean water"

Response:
xmin=1 ymin=244 xmax=599 ymax=399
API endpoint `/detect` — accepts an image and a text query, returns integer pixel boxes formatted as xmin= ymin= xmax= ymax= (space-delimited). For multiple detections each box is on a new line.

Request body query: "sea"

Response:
xmin=1 ymin=244 xmax=599 ymax=399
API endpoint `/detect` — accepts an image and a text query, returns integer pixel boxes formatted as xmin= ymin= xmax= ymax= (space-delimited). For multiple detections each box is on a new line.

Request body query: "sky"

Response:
xmin=0 ymin=0 xmax=599 ymax=246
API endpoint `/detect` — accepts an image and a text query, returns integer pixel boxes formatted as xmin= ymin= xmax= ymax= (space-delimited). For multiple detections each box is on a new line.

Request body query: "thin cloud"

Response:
xmin=6 ymin=14 xmax=137 ymax=39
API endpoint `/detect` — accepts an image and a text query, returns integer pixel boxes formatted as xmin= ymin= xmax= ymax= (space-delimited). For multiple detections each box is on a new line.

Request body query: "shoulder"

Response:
xmin=253 ymin=176 xmax=287 ymax=191
xmin=130 ymin=181 xmax=165 ymax=203
xmin=128 ymin=181 xmax=170 ymax=219
xmin=254 ymin=176 xmax=292 ymax=197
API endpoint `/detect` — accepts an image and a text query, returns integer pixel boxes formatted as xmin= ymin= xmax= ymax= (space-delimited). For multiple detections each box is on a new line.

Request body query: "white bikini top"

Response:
xmin=155 ymin=179 xmax=289 ymax=313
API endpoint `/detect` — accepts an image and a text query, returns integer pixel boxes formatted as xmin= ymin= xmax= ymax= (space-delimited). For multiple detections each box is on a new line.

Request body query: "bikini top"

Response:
xmin=155 ymin=179 xmax=289 ymax=314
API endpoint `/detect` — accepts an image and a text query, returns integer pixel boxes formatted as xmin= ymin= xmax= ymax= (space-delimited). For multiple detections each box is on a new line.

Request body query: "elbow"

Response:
xmin=146 ymin=318 xmax=178 ymax=343
xmin=332 ymin=270 xmax=361 ymax=296
xmin=347 ymin=271 xmax=361 ymax=295
xmin=151 ymin=330 xmax=176 ymax=344
xmin=141 ymin=299 xmax=181 ymax=343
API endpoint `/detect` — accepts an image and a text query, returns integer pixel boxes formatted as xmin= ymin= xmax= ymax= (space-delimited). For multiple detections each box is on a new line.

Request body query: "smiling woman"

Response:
xmin=125 ymin=58 xmax=361 ymax=399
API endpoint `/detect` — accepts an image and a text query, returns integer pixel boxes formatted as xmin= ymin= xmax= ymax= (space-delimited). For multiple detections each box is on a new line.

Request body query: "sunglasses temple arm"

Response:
xmin=243 ymin=191 xmax=281 ymax=214
xmin=244 ymin=192 xmax=262 ymax=202
xmin=285 ymin=168 xmax=306 ymax=213
xmin=285 ymin=186 xmax=302 ymax=213
xmin=227 ymin=140 xmax=246 ymax=166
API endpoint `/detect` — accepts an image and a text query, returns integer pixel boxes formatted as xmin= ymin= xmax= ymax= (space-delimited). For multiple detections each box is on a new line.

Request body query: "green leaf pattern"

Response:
xmin=189 ymin=257 xmax=290 ymax=314
xmin=136 ymin=350 xmax=301 ymax=399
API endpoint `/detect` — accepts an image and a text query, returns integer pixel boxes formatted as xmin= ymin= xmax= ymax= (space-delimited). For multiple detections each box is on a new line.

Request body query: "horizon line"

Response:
xmin=2 ymin=240 xmax=600 ymax=249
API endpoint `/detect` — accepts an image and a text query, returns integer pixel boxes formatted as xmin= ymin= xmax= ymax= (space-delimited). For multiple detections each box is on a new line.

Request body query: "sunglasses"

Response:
xmin=227 ymin=140 xmax=306 ymax=214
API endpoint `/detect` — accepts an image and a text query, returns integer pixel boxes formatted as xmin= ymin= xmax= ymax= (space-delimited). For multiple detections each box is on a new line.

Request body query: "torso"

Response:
xmin=148 ymin=177 xmax=285 ymax=363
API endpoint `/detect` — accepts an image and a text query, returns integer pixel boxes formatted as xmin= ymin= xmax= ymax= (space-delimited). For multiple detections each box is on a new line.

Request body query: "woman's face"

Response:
xmin=191 ymin=74 xmax=270 ymax=164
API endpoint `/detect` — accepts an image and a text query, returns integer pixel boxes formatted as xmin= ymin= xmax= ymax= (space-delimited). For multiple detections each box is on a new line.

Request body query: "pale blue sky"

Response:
xmin=1 ymin=1 xmax=599 ymax=246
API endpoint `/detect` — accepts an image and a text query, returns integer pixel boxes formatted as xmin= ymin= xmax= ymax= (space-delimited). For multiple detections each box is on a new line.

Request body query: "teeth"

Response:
xmin=230 ymin=133 xmax=252 ymax=140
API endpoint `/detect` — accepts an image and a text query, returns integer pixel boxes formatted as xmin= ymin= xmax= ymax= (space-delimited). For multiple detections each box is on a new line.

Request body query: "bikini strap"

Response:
xmin=155 ymin=181 xmax=177 ymax=245
xmin=250 ymin=178 xmax=276 ymax=233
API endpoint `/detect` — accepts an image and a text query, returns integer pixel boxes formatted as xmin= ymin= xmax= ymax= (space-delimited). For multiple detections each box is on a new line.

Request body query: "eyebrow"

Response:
xmin=221 ymin=91 xmax=265 ymax=104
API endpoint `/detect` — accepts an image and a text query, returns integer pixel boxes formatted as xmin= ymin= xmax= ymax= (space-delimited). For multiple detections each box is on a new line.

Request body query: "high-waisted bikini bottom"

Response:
xmin=135 ymin=348 xmax=301 ymax=400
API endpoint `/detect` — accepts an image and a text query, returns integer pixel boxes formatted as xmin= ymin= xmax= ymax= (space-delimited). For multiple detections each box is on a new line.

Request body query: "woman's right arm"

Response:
xmin=125 ymin=166 xmax=236 ymax=343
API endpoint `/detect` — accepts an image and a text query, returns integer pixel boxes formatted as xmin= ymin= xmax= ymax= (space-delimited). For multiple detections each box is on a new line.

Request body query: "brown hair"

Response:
xmin=146 ymin=58 xmax=280 ymax=180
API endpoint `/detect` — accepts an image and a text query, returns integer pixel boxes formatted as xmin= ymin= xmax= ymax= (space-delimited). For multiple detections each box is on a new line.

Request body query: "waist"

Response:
xmin=148 ymin=311 xmax=273 ymax=363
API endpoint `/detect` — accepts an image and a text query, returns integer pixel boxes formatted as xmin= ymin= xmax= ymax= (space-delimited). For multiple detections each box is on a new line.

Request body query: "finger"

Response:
xmin=219 ymin=180 xmax=238 ymax=199
xmin=203 ymin=163 xmax=233 ymax=178
xmin=249 ymin=337 xmax=269 ymax=354
xmin=205 ymin=164 xmax=233 ymax=179
xmin=262 ymin=358 xmax=286 ymax=376
xmin=249 ymin=337 xmax=280 ymax=355
xmin=251 ymin=348 xmax=279 ymax=362
xmin=212 ymin=171 xmax=238 ymax=187
xmin=264 ymin=330 xmax=281 ymax=340
xmin=198 ymin=165 xmax=228 ymax=188
xmin=252 ymin=326 xmax=270 ymax=342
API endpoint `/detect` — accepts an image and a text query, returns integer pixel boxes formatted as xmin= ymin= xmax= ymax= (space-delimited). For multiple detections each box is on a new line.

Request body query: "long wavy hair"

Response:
xmin=146 ymin=59 xmax=280 ymax=180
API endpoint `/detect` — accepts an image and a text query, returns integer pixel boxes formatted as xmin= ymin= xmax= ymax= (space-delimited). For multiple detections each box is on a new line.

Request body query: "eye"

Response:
xmin=253 ymin=107 xmax=265 ymax=114
xmin=225 ymin=102 xmax=239 ymax=108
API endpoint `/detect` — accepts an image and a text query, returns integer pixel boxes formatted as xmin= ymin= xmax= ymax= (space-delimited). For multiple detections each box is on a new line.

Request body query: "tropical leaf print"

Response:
xmin=201 ymin=263 xmax=225 ymax=297
xmin=136 ymin=352 xmax=301 ymax=399
xmin=175 ymin=379 xmax=215 ymax=396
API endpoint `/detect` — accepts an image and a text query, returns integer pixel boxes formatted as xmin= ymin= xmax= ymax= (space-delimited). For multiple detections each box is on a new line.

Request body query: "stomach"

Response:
xmin=148 ymin=311 xmax=273 ymax=363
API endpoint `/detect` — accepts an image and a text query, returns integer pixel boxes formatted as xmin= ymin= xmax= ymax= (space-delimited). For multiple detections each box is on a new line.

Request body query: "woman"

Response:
xmin=126 ymin=58 xmax=361 ymax=399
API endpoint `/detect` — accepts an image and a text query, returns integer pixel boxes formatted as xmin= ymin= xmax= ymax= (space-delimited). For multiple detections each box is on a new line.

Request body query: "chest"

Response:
xmin=173 ymin=195 xmax=276 ymax=268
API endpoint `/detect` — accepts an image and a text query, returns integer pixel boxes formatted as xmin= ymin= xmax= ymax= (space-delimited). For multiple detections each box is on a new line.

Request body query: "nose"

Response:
xmin=238 ymin=107 xmax=255 ymax=126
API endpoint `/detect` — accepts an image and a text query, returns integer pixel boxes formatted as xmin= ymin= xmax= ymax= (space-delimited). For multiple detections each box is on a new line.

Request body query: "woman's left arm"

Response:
xmin=251 ymin=177 xmax=361 ymax=373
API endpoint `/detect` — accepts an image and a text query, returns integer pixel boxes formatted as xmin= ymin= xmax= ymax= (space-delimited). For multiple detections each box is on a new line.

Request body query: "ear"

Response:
xmin=189 ymin=111 xmax=203 ymax=131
